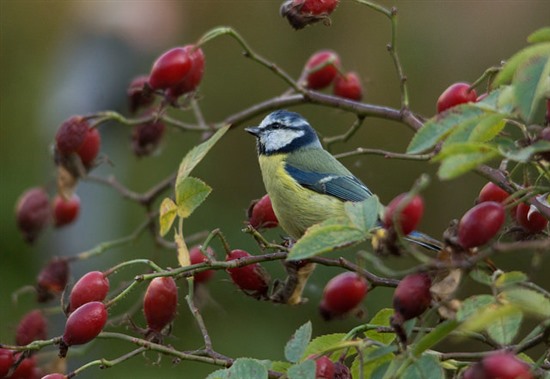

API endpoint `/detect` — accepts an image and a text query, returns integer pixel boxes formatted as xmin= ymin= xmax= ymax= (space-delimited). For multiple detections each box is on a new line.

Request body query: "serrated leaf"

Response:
xmin=206 ymin=368 xmax=229 ymax=379
xmin=437 ymin=148 xmax=499 ymax=180
xmin=344 ymin=196 xmax=381 ymax=232
xmin=365 ymin=308 xmax=395 ymax=345
xmin=443 ymin=117 xmax=481 ymax=146
xmin=175 ymin=232 xmax=190 ymax=267
xmin=403 ymin=354 xmax=445 ymax=379
xmin=503 ymin=288 xmax=550 ymax=318
xmin=494 ymin=271 xmax=528 ymax=289
xmin=301 ymin=333 xmax=347 ymax=359
xmin=270 ymin=361 xmax=291 ymax=374
xmin=351 ymin=346 xmax=394 ymax=379
xmin=159 ymin=197 xmax=178 ymax=237
xmin=288 ymin=223 xmax=365 ymax=260
xmin=486 ymin=309 xmax=523 ymax=346
xmin=407 ymin=104 xmax=487 ymax=154
xmin=499 ymin=140 xmax=550 ymax=162
xmin=229 ymin=358 xmax=268 ymax=379
xmin=459 ymin=303 xmax=519 ymax=334
xmin=412 ymin=320 xmax=459 ymax=357
xmin=513 ymin=51 xmax=550 ymax=122
xmin=285 ymin=321 xmax=312 ymax=363
xmin=287 ymin=360 xmax=315 ymax=379
xmin=175 ymin=177 xmax=212 ymax=218
xmin=494 ymin=43 xmax=550 ymax=85
xmin=469 ymin=114 xmax=506 ymax=142
xmin=176 ymin=125 xmax=229 ymax=184
xmin=528 ymin=27 xmax=550 ymax=43
xmin=457 ymin=295 xmax=494 ymax=322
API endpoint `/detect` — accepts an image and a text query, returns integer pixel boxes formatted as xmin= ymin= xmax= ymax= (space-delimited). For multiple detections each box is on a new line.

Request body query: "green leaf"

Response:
xmin=503 ymin=288 xmax=550 ymax=318
xmin=351 ymin=346 xmax=394 ymax=379
xmin=301 ymin=333 xmax=347 ymax=359
xmin=469 ymin=268 xmax=492 ymax=286
xmin=287 ymin=360 xmax=315 ymax=379
xmin=407 ymin=104 xmax=487 ymax=154
xmin=288 ymin=223 xmax=365 ymax=260
xmin=459 ymin=303 xmax=519 ymax=334
xmin=402 ymin=354 xmax=445 ymax=379
xmin=468 ymin=114 xmax=507 ymax=143
xmin=158 ymin=197 xmax=178 ymax=237
xmin=270 ymin=361 xmax=291 ymax=374
xmin=206 ymin=368 xmax=229 ymax=379
xmin=365 ymin=308 xmax=396 ymax=345
xmin=486 ymin=309 xmax=523 ymax=346
xmin=229 ymin=358 xmax=268 ymax=379
xmin=344 ymin=196 xmax=381 ymax=232
xmin=285 ymin=321 xmax=312 ymax=363
xmin=513 ymin=51 xmax=550 ymax=122
xmin=499 ymin=140 xmax=550 ymax=162
xmin=412 ymin=320 xmax=459 ymax=357
xmin=494 ymin=43 xmax=550 ymax=85
xmin=456 ymin=295 xmax=494 ymax=322
xmin=176 ymin=125 xmax=230 ymax=185
xmin=528 ymin=27 xmax=550 ymax=43
xmin=175 ymin=177 xmax=212 ymax=218
xmin=437 ymin=145 xmax=500 ymax=180
xmin=494 ymin=271 xmax=528 ymax=289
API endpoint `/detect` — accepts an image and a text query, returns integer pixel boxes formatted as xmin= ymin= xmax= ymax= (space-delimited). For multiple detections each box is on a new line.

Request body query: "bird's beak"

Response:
xmin=245 ymin=126 xmax=260 ymax=136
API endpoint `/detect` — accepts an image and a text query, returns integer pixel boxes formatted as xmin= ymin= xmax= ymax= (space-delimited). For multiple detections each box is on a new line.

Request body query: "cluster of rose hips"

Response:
xmin=280 ymin=0 xmax=340 ymax=30
xmin=302 ymin=50 xmax=363 ymax=101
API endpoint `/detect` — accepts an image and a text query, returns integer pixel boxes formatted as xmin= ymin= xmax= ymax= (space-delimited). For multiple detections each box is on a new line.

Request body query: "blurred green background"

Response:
xmin=1 ymin=1 xmax=549 ymax=378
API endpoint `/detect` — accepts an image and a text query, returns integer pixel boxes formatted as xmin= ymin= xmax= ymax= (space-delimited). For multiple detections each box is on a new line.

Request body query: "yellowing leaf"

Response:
xmin=159 ymin=197 xmax=178 ymax=237
xmin=176 ymin=177 xmax=212 ymax=218
xmin=175 ymin=232 xmax=190 ymax=267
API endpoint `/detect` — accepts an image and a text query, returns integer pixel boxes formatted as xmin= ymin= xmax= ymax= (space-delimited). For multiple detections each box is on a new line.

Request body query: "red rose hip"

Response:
xmin=436 ymin=82 xmax=477 ymax=113
xmin=69 ymin=271 xmax=110 ymax=312
xmin=281 ymin=0 xmax=340 ymax=29
xmin=333 ymin=72 xmax=363 ymax=101
xmin=226 ymin=249 xmax=270 ymax=298
xmin=148 ymin=47 xmax=193 ymax=90
xmin=0 ymin=348 xmax=14 ymax=377
xmin=55 ymin=116 xmax=90 ymax=155
xmin=481 ymin=352 xmax=532 ymax=379
xmin=478 ymin=182 xmax=509 ymax=204
xmin=52 ymin=194 xmax=80 ymax=227
xmin=132 ymin=120 xmax=166 ymax=157
xmin=383 ymin=193 xmax=424 ymax=235
xmin=310 ymin=355 xmax=335 ymax=379
xmin=143 ymin=277 xmax=178 ymax=332
xmin=248 ymin=194 xmax=278 ymax=229
xmin=392 ymin=273 xmax=432 ymax=320
xmin=166 ymin=45 xmax=205 ymax=98
xmin=36 ymin=257 xmax=70 ymax=302
xmin=458 ymin=201 xmax=505 ymax=248
xmin=319 ymin=272 xmax=368 ymax=320
xmin=189 ymin=246 xmax=215 ymax=283
xmin=62 ymin=301 xmax=107 ymax=347
xmin=127 ymin=75 xmax=155 ymax=113
xmin=76 ymin=127 xmax=101 ymax=167
xmin=16 ymin=309 xmax=47 ymax=345
xmin=304 ymin=50 xmax=341 ymax=90
xmin=515 ymin=202 xmax=548 ymax=233
xmin=15 ymin=187 xmax=50 ymax=243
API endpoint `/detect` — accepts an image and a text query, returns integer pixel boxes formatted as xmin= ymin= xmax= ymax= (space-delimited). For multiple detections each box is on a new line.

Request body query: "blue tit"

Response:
xmin=245 ymin=110 xmax=440 ymax=249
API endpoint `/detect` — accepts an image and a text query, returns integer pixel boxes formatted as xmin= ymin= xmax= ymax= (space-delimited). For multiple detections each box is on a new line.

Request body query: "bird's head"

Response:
xmin=245 ymin=110 xmax=321 ymax=155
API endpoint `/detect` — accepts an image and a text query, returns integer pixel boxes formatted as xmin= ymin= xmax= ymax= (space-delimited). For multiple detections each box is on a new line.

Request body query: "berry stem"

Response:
xmin=104 ymin=259 xmax=164 ymax=277
xmin=70 ymin=347 xmax=147 ymax=377
xmin=324 ymin=116 xmax=366 ymax=150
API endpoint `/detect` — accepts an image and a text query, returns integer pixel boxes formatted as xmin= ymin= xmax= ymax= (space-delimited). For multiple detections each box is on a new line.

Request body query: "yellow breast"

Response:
xmin=258 ymin=154 xmax=345 ymax=239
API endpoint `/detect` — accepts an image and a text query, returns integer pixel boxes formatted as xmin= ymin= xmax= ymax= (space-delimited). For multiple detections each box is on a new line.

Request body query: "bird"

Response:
xmin=245 ymin=110 xmax=440 ymax=304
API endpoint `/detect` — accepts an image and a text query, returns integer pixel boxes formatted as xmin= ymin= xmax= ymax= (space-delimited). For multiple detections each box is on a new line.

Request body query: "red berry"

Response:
xmin=0 ymin=348 xmax=15 ymax=377
xmin=143 ymin=277 xmax=178 ymax=332
xmin=281 ymin=0 xmax=340 ymax=29
xmin=9 ymin=355 xmax=36 ymax=379
xmin=166 ymin=45 xmax=205 ymax=99
xmin=515 ymin=202 xmax=548 ymax=233
xmin=131 ymin=120 xmax=166 ymax=157
xmin=436 ymin=82 xmax=477 ymax=113
xmin=52 ymin=194 xmax=80 ymax=227
xmin=392 ymin=273 xmax=432 ymax=321
xmin=69 ymin=271 xmax=110 ymax=313
xmin=41 ymin=374 xmax=67 ymax=379
xmin=478 ymin=182 xmax=509 ymax=204
xmin=458 ymin=202 xmax=505 ymax=248
xmin=15 ymin=187 xmax=50 ymax=243
xmin=383 ymin=193 xmax=424 ymax=235
xmin=248 ymin=194 xmax=279 ymax=229
xmin=127 ymin=75 xmax=155 ymax=114
xmin=304 ymin=50 xmax=341 ymax=90
xmin=62 ymin=301 xmax=107 ymax=347
xmin=189 ymin=246 xmax=215 ymax=284
xmin=36 ymin=258 xmax=70 ymax=303
xmin=16 ymin=310 xmax=47 ymax=346
xmin=311 ymin=355 xmax=335 ymax=379
xmin=462 ymin=363 xmax=485 ymax=379
xmin=481 ymin=352 xmax=532 ymax=379
xmin=319 ymin=272 xmax=368 ymax=320
xmin=226 ymin=250 xmax=270 ymax=299
xmin=333 ymin=72 xmax=363 ymax=101
xmin=148 ymin=47 xmax=193 ymax=90
xmin=334 ymin=362 xmax=351 ymax=379
xmin=76 ymin=127 xmax=101 ymax=167
xmin=55 ymin=116 xmax=90 ymax=155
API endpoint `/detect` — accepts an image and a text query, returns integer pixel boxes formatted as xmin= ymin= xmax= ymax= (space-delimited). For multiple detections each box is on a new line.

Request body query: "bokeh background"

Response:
xmin=1 ymin=1 xmax=549 ymax=378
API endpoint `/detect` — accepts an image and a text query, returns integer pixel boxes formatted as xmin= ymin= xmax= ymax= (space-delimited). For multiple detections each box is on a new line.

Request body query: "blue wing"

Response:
xmin=285 ymin=164 xmax=372 ymax=202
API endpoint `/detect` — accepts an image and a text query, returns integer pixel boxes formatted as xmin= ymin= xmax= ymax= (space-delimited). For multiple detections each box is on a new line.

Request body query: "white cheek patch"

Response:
xmin=263 ymin=129 xmax=305 ymax=152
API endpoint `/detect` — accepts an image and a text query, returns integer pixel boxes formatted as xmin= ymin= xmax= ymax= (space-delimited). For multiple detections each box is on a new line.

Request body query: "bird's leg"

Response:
xmin=270 ymin=260 xmax=316 ymax=305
